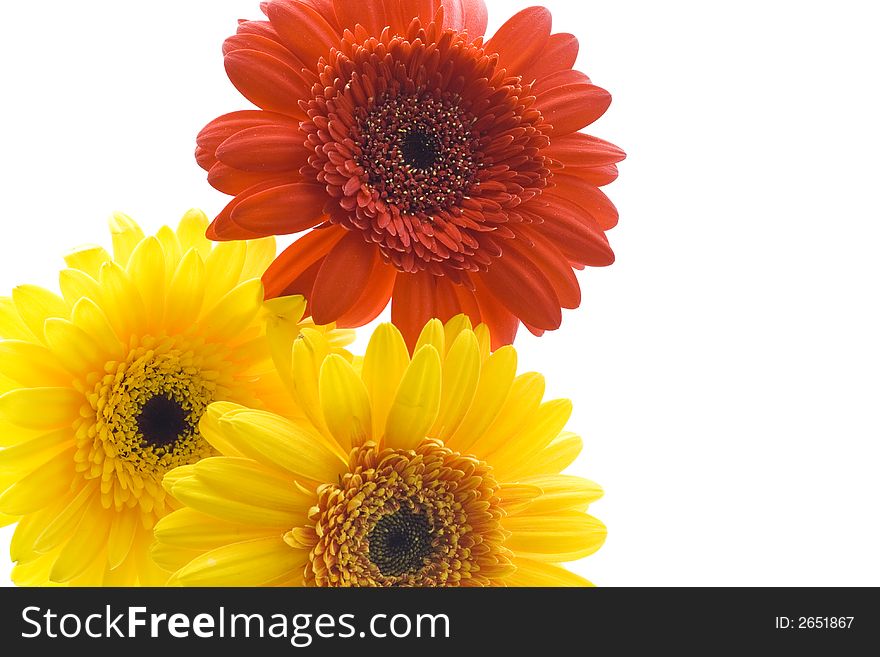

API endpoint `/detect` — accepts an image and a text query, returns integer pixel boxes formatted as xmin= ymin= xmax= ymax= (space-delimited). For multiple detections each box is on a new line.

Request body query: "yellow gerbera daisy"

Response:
xmin=154 ymin=316 xmax=605 ymax=587
xmin=0 ymin=210 xmax=352 ymax=586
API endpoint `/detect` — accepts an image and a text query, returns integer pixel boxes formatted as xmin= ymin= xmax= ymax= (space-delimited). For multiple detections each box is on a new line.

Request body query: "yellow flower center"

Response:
xmin=293 ymin=439 xmax=513 ymax=587
xmin=72 ymin=334 xmax=242 ymax=516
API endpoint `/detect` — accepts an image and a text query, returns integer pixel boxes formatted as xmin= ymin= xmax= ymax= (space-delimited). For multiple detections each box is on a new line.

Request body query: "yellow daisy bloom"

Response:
xmin=154 ymin=316 xmax=605 ymax=587
xmin=0 ymin=210 xmax=352 ymax=586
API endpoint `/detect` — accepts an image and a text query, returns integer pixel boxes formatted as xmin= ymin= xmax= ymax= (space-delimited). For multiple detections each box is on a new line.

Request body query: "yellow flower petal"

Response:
xmin=445 ymin=345 xmax=517 ymax=453
xmin=58 ymin=268 xmax=102 ymax=306
xmin=176 ymin=209 xmax=211 ymax=259
xmin=496 ymin=483 xmax=542 ymax=515
xmin=319 ymin=354 xmax=372 ymax=451
xmin=430 ymin=329 xmax=480 ymax=440
xmin=33 ymin=481 xmax=98 ymax=553
xmin=108 ymin=212 xmax=145 ymax=267
xmin=290 ymin=329 xmax=333 ymax=437
xmin=12 ymin=285 xmax=69 ymax=342
xmin=126 ymin=236 xmax=166 ymax=332
xmin=503 ymin=511 xmax=607 ymax=562
xmin=0 ymin=428 xmax=71 ymax=477
xmin=155 ymin=225 xmax=182 ymax=284
xmin=219 ymin=409 xmax=347 ymax=483
xmin=0 ymin=447 xmax=76 ymax=515
xmin=474 ymin=323 xmax=491 ymax=361
xmin=161 ymin=463 xmax=197 ymax=495
xmin=107 ymin=508 xmax=140 ymax=570
xmin=43 ymin=318 xmax=106 ymax=375
xmin=50 ymin=493 xmax=113 ymax=583
xmin=510 ymin=432 xmax=584 ymax=479
xmin=150 ymin=539 xmax=205 ymax=574
xmin=385 ymin=345 xmax=442 ymax=450
xmin=193 ymin=457 xmax=314 ymax=513
xmin=362 ymin=323 xmax=410 ymax=441
xmin=414 ymin=318 xmax=445 ymax=355
xmin=0 ymin=387 xmax=83 ymax=430
xmin=69 ymin=297 xmax=123 ymax=360
xmin=165 ymin=248 xmax=206 ymax=333
xmin=204 ymin=241 xmax=248 ymax=311
xmin=63 ymin=244 xmax=112 ymax=279
xmin=516 ymin=475 xmax=603 ymax=515
xmin=154 ymin=507 xmax=277 ymax=550
xmin=11 ymin=552 xmax=57 ymax=586
xmin=97 ymin=261 xmax=146 ymax=338
xmin=0 ymin=340 xmax=71 ymax=386
xmin=468 ymin=372 xmax=545 ymax=458
xmin=201 ymin=278 xmax=263 ymax=342
xmin=442 ymin=314 xmax=473 ymax=354
xmin=173 ymin=536 xmax=308 ymax=587
xmin=241 ymin=237 xmax=277 ymax=281
xmin=264 ymin=295 xmax=308 ymax=395
xmin=490 ymin=400 xmax=573 ymax=479
xmin=197 ymin=404 xmax=247 ymax=459
xmin=170 ymin=476 xmax=298 ymax=528
xmin=0 ymin=297 xmax=36 ymax=341
xmin=508 ymin=558 xmax=594 ymax=587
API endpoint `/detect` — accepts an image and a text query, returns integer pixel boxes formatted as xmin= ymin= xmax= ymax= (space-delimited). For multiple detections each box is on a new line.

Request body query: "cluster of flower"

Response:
xmin=0 ymin=0 xmax=622 ymax=587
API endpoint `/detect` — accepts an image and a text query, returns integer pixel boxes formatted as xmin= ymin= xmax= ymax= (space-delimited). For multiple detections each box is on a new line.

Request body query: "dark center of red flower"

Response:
xmin=400 ymin=129 xmax=440 ymax=169
xmin=137 ymin=395 xmax=188 ymax=447
xmin=356 ymin=93 xmax=480 ymax=215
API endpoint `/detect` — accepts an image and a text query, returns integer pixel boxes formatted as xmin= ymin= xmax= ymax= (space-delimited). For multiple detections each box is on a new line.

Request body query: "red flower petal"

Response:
xmin=391 ymin=272 xmax=438 ymax=352
xmin=479 ymin=241 xmax=562 ymax=331
xmin=520 ymin=32 xmax=579 ymax=82
xmin=224 ymin=49 xmax=310 ymax=118
xmin=223 ymin=33 xmax=307 ymax=72
xmin=332 ymin=0 xmax=389 ymax=34
xmin=236 ymin=19 xmax=278 ymax=39
xmin=532 ymin=194 xmax=615 ymax=267
xmin=546 ymin=133 xmax=627 ymax=169
xmin=230 ymin=182 xmax=328 ymax=234
xmin=535 ymin=84 xmax=611 ymax=136
xmin=208 ymin=162 xmax=295 ymax=196
xmin=571 ymin=164 xmax=619 ymax=187
xmin=262 ymin=225 xmax=348 ymax=298
xmin=472 ymin=280 xmax=518 ymax=350
xmin=335 ymin=250 xmax=397 ymax=327
xmin=512 ymin=228 xmax=581 ymax=309
xmin=443 ymin=0 xmax=488 ymax=37
xmin=532 ymin=69 xmax=591 ymax=96
xmin=551 ymin=173 xmax=620 ymax=230
xmin=265 ymin=0 xmax=340 ymax=67
xmin=216 ymin=125 xmax=311 ymax=173
xmin=196 ymin=110 xmax=297 ymax=171
xmin=433 ymin=276 xmax=464 ymax=322
xmin=309 ymin=231 xmax=376 ymax=324
xmin=485 ymin=7 xmax=551 ymax=76
xmin=209 ymin=180 xmax=295 ymax=240
xmin=384 ymin=0 xmax=437 ymax=34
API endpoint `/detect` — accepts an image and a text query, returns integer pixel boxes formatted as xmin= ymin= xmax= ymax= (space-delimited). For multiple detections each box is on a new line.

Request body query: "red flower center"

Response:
xmin=357 ymin=92 xmax=479 ymax=215
xmin=303 ymin=18 xmax=553 ymax=279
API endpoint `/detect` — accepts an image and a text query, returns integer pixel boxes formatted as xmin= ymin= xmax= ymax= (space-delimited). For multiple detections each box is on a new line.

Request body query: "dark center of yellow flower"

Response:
xmin=367 ymin=506 xmax=435 ymax=577
xmin=137 ymin=395 xmax=189 ymax=448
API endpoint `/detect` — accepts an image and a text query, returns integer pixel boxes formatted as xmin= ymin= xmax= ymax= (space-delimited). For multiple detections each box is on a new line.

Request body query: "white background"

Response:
xmin=1 ymin=0 xmax=878 ymax=586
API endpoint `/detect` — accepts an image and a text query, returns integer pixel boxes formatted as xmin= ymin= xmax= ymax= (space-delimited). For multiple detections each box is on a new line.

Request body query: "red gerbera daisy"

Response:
xmin=197 ymin=0 xmax=624 ymax=349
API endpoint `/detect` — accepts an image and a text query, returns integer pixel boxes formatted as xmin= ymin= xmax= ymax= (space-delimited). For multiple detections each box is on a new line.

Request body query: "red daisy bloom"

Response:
xmin=197 ymin=0 xmax=624 ymax=349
